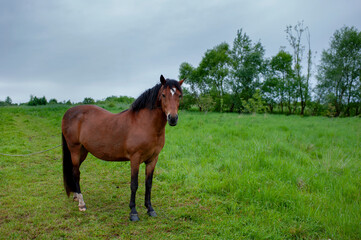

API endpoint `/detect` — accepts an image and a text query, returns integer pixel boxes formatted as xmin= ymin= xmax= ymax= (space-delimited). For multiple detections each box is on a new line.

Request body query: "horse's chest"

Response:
xmin=143 ymin=134 xmax=165 ymax=154
xmin=127 ymin=131 xmax=165 ymax=159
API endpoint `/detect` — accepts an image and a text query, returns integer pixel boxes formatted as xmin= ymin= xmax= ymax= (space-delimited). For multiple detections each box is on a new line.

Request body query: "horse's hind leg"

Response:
xmin=70 ymin=145 xmax=88 ymax=211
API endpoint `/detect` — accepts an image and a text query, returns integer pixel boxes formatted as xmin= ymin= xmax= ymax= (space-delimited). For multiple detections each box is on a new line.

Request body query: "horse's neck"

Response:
xmin=149 ymin=108 xmax=167 ymax=131
xmin=132 ymin=108 xmax=167 ymax=132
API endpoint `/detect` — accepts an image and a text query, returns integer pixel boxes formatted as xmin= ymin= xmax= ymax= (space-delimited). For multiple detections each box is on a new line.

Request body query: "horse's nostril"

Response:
xmin=167 ymin=114 xmax=178 ymax=126
xmin=167 ymin=114 xmax=177 ymax=120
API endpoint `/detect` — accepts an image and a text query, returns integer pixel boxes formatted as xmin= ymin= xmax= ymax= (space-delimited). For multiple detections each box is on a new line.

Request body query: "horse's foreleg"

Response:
xmin=129 ymin=160 xmax=140 ymax=221
xmin=145 ymin=157 xmax=158 ymax=217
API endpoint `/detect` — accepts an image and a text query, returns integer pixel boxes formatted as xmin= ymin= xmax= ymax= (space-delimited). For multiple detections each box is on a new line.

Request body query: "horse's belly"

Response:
xmin=82 ymin=140 xmax=129 ymax=162
xmin=90 ymin=151 xmax=130 ymax=162
xmin=81 ymin=120 xmax=164 ymax=163
xmin=101 ymin=156 xmax=130 ymax=162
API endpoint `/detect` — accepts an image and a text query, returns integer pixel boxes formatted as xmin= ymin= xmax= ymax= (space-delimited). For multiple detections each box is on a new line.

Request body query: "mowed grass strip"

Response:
xmin=0 ymin=106 xmax=360 ymax=239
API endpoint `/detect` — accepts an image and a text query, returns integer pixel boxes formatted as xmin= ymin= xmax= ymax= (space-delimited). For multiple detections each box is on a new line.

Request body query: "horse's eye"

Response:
xmin=162 ymin=94 xmax=166 ymax=98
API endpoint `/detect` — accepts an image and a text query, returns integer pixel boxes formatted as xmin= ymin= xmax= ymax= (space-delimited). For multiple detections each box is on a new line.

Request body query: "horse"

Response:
xmin=61 ymin=75 xmax=184 ymax=221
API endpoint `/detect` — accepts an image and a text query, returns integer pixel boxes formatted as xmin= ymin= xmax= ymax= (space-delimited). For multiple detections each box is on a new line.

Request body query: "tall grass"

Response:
xmin=0 ymin=106 xmax=360 ymax=239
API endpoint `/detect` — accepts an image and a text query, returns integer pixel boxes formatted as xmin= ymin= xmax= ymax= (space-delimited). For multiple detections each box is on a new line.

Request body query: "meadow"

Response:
xmin=0 ymin=105 xmax=360 ymax=239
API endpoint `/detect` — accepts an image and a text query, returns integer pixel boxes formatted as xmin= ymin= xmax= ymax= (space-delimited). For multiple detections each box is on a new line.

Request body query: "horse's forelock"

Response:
xmin=163 ymin=79 xmax=182 ymax=94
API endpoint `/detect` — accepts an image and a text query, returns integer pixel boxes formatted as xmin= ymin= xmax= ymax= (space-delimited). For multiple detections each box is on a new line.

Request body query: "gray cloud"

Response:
xmin=0 ymin=0 xmax=360 ymax=103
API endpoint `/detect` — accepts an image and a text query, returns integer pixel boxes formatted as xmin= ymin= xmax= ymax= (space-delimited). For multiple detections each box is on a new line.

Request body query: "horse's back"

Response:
xmin=62 ymin=105 xmax=114 ymax=142
xmin=63 ymin=105 xmax=111 ymax=120
xmin=62 ymin=105 xmax=133 ymax=160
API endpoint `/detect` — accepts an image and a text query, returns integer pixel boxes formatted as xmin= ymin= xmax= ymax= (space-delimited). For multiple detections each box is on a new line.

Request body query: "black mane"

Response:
xmin=130 ymin=79 xmax=182 ymax=112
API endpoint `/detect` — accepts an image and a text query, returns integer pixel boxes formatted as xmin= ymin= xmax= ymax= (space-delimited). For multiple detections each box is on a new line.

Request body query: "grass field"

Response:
xmin=0 ymin=105 xmax=360 ymax=239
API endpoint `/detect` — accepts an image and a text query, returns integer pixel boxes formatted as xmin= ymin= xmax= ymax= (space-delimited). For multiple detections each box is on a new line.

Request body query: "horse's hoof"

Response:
xmin=130 ymin=213 xmax=140 ymax=222
xmin=148 ymin=211 xmax=157 ymax=217
xmin=79 ymin=205 xmax=87 ymax=211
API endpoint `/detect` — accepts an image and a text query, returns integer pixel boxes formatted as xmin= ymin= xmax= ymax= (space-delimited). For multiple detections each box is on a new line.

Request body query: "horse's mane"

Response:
xmin=130 ymin=79 xmax=182 ymax=112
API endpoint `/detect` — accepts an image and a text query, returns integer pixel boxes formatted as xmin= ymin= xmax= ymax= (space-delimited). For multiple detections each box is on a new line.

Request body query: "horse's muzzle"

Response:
xmin=167 ymin=114 xmax=178 ymax=126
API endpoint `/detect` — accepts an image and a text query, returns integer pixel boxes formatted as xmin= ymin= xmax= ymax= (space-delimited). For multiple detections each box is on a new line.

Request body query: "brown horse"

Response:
xmin=62 ymin=75 xmax=183 ymax=221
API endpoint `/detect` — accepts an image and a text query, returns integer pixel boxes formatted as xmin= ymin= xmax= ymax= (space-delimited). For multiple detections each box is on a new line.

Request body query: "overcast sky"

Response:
xmin=1 ymin=0 xmax=360 ymax=104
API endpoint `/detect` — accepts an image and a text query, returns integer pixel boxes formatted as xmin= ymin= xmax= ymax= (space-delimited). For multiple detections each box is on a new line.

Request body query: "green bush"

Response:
xmin=241 ymin=90 xmax=266 ymax=113
xmin=48 ymin=99 xmax=58 ymax=105
xmin=83 ymin=97 xmax=95 ymax=104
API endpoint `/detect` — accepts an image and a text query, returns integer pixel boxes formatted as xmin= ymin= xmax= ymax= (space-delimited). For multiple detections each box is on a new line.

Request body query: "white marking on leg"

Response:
xmin=77 ymin=193 xmax=86 ymax=211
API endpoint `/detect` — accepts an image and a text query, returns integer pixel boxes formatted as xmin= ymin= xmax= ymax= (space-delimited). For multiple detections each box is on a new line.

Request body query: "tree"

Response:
xmin=264 ymin=49 xmax=294 ymax=113
xmin=179 ymin=62 xmax=200 ymax=93
xmin=316 ymin=26 xmax=361 ymax=116
xmin=5 ymin=96 xmax=12 ymax=105
xmin=261 ymin=75 xmax=278 ymax=113
xmin=179 ymin=62 xmax=208 ymax=111
xmin=230 ymin=29 xmax=265 ymax=112
xmin=28 ymin=95 xmax=47 ymax=106
xmin=285 ymin=21 xmax=312 ymax=115
xmin=0 ymin=96 xmax=13 ymax=106
xmin=198 ymin=42 xmax=231 ymax=112
xmin=178 ymin=88 xmax=197 ymax=110
xmin=83 ymin=97 xmax=95 ymax=104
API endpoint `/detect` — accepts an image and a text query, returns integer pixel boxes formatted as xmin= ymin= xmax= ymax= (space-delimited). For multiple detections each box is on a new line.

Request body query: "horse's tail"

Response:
xmin=62 ymin=133 xmax=76 ymax=197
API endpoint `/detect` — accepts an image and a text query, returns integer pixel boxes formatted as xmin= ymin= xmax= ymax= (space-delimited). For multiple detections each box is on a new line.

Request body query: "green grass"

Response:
xmin=0 ymin=106 xmax=360 ymax=239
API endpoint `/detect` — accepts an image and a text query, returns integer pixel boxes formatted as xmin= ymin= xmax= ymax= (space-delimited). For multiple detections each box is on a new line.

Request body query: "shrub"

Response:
xmin=199 ymin=94 xmax=216 ymax=113
xmin=48 ymin=99 xmax=58 ymax=104
xmin=83 ymin=97 xmax=95 ymax=104
xmin=241 ymin=90 xmax=266 ymax=113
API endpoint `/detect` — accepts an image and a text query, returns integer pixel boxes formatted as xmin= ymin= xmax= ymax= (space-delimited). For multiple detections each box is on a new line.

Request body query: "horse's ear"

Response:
xmin=160 ymin=75 xmax=166 ymax=85
xmin=179 ymin=79 xmax=185 ymax=86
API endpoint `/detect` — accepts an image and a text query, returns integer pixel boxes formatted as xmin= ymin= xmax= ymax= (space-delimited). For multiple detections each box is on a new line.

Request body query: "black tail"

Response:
xmin=62 ymin=133 xmax=76 ymax=197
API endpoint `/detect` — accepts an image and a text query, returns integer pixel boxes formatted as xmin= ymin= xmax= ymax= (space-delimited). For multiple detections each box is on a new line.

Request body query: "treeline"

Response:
xmin=0 ymin=95 xmax=134 ymax=108
xmin=0 ymin=95 xmax=72 ymax=106
xmin=179 ymin=23 xmax=361 ymax=117
xmin=0 ymin=96 xmax=14 ymax=106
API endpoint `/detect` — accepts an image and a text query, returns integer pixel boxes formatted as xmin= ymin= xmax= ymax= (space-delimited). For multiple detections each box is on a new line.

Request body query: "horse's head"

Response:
xmin=159 ymin=75 xmax=184 ymax=126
